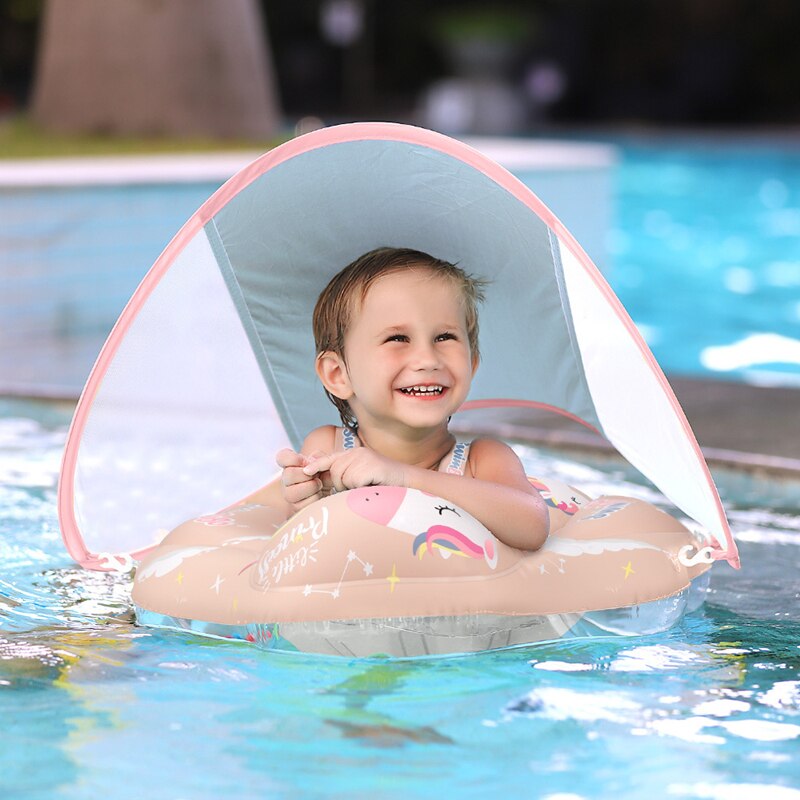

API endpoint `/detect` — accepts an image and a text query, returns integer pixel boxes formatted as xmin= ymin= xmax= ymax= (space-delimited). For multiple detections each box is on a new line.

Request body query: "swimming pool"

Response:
xmin=1 ymin=399 xmax=798 ymax=799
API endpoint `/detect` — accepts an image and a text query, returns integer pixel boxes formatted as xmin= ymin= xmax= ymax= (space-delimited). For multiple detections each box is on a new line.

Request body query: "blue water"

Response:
xmin=609 ymin=136 xmax=800 ymax=386
xmin=1 ymin=400 xmax=798 ymax=799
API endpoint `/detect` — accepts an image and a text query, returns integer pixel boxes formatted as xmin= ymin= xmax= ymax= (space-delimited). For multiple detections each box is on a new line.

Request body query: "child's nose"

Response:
xmin=410 ymin=341 xmax=441 ymax=369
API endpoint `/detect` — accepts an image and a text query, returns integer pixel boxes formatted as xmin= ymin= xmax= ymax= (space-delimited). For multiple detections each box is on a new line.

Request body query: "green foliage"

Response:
xmin=432 ymin=6 xmax=537 ymax=44
xmin=6 ymin=0 xmax=44 ymax=23
xmin=0 ymin=115 xmax=287 ymax=159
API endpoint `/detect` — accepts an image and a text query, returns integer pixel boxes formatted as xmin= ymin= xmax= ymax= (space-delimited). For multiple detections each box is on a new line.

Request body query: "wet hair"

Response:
xmin=312 ymin=246 xmax=487 ymax=428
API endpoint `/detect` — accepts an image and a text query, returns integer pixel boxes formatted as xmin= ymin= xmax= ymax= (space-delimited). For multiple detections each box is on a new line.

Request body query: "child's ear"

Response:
xmin=471 ymin=352 xmax=480 ymax=377
xmin=316 ymin=351 xmax=353 ymax=400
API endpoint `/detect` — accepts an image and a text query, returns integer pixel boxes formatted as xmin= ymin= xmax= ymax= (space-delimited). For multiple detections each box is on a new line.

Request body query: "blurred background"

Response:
xmin=3 ymin=0 xmax=800 ymax=133
xmin=1 ymin=0 xmax=799 ymax=458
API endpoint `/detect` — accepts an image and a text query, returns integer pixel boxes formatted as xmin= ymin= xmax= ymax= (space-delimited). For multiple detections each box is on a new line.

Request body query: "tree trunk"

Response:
xmin=32 ymin=0 xmax=282 ymax=138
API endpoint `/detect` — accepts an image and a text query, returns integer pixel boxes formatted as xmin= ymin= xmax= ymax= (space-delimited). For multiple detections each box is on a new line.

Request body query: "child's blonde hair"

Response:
xmin=313 ymin=247 xmax=487 ymax=428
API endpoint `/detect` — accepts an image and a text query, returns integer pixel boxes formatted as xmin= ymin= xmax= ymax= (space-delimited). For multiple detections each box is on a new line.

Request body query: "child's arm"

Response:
xmin=399 ymin=439 xmax=549 ymax=551
xmin=276 ymin=425 xmax=336 ymax=511
xmin=304 ymin=439 xmax=549 ymax=551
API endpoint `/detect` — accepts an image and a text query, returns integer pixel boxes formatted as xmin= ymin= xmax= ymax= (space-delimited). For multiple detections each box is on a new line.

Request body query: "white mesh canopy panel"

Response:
xmin=63 ymin=229 xmax=287 ymax=562
xmin=557 ymin=238 xmax=730 ymax=550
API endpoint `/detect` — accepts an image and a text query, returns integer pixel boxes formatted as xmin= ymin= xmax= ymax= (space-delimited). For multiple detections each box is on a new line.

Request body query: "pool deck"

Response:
xmin=0 ymin=139 xmax=616 ymax=186
xmin=452 ymin=376 xmax=800 ymax=476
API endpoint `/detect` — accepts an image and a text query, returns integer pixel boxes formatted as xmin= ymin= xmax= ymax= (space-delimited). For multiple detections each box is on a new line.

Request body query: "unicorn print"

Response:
xmin=346 ymin=486 xmax=499 ymax=569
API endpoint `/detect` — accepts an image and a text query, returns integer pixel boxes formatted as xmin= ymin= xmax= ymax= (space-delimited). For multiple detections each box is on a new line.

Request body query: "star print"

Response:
xmin=539 ymin=563 xmax=548 ymax=575
xmin=386 ymin=564 xmax=400 ymax=593
xmin=303 ymin=585 xmax=312 ymax=596
xmin=210 ymin=575 xmax=224 ymax=594
xmin=347 ymin=550 xmax=356 ymax=562
xmin=176 ymin=571 xmax=184 ymax=585
xmin=622 ymin=561 xmax=635 ymax=579
xmin=332 ymin=588 xmax=340 ymax=599
xmin=363 ymin=562 xmax=374 ymax=576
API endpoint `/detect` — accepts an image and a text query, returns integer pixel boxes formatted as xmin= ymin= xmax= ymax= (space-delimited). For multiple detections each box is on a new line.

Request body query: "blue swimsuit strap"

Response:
xmin=442 ymin=440 xmax=471 ymax=476
xmin=341 ymin=426 xmax=359 ymax=451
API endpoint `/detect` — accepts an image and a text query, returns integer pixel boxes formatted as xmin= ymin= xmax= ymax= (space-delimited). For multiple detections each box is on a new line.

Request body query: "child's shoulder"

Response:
xmin=467 ymin=436 xmax=519 ymax=457
xmin=301 ymin=424 xmax=338 ymax=454
xmin=466 ymin=437 xmax=525 ymax=477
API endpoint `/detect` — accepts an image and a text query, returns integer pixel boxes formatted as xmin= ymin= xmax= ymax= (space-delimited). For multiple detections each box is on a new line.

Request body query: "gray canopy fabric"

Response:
xmin=207 ymin=137 xmax=597 ymax=446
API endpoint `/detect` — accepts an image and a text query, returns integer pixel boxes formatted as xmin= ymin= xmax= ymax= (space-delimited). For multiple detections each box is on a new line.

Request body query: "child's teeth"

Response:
xmin=402 ymin=385 xmax=443 ymax=395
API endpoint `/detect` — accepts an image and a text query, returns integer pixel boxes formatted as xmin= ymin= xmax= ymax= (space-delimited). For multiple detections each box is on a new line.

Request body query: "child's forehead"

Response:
xmin=348 ymin=274 xmax=467 ymax=335
xmin=358 ymin=267 xmax=462 ymax=304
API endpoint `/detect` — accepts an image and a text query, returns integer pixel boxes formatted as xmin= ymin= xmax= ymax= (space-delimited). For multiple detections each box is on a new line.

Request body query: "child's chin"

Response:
xmin=398 ymin=411 xmax=452 ymax=429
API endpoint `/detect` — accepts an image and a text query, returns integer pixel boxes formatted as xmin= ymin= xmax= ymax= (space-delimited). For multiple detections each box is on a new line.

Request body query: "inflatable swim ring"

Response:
xmin=56 ymin=122 xmax=739 ymax=657
xmin=131 ymin=476 xmax=713 ymax=657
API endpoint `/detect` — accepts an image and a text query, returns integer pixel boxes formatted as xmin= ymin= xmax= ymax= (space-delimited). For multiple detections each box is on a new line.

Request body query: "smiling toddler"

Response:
xmin=277 ymin=247 xmax=549 ymax=550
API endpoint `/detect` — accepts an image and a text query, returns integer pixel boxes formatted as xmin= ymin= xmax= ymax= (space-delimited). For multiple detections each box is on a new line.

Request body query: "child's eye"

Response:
xmin=385 ymin=334 xmax=409 ymax=343
xmin=435 ymin=332 xmax=457 ymax=342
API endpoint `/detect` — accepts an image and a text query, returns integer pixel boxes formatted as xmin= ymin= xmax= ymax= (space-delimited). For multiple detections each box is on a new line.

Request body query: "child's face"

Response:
xmin=333 ymin=269 xmax=477 ymax=435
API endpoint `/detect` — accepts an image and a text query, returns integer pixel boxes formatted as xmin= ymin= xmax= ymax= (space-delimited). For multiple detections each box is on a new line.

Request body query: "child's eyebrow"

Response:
xmin=377 ymin=325 xmax=407 ymax=336
xmin=376 ymin=322 xmax=464 ymax=339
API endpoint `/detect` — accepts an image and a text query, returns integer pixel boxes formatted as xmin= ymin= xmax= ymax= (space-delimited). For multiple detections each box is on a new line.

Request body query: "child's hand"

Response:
xmin=303 ymin=449 xmax=406 ymax=492
xmin=276 ymin=448 xmax=332 ymax=509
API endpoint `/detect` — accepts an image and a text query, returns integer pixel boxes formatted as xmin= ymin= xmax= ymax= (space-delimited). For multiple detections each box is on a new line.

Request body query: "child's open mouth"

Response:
xmin=398 ymin=385 xmax=445 ymax=397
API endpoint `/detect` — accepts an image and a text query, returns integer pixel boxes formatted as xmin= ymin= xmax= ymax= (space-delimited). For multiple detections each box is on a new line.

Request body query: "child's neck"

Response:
xmin=355 ymin=423 xmax=455 ymax=470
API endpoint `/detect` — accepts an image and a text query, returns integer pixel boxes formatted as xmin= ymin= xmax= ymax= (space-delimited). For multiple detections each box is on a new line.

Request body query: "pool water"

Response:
xmin=2 ymin=402 xmax=798 ymax=799
xmin=608 ymin=136 xmax=800 ymax=387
